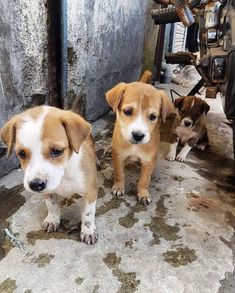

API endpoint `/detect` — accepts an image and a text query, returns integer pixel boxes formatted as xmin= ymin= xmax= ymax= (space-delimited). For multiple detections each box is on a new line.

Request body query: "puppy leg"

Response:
xmin=196 ymin=127 xmax=209 ymax=151
xmin=112 ymin=150 xmax=125 ymax=197
xmin=166 ymin=133 xmax=179 ymax=161
xmin=81 ymin=192 xmax=98 ymax=245
xmin=137 ymin=160 xmax=156 ymax=206
xmin=42 ymin=194 xmax=61 ymax=232
xmin=176 ymin=136 xmax=198 ymax=162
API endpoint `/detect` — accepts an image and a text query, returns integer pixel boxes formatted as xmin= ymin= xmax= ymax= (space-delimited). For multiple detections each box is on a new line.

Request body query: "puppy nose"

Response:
xmin=29 ymin=178 xmax=46 ymax=192
xmin=132 ymin=131 xmax=145 ymax=142
xmin=184 ymin=120 xmax=191 ymax=127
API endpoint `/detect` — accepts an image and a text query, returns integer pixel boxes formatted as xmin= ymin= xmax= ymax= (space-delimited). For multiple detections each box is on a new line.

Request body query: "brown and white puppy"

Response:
xmin=0 ymin=106 xmax=98 ymax=244
xmin=166 ymin=95 xmax=210 ymax=162
xmin=106 ymin=82 xmax=173 ymax=205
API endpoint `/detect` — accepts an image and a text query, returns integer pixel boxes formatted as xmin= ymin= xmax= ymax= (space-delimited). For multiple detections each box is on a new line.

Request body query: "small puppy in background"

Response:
xmin=1 ymin=106 xmax=98 ymax=244
xmin=106 ymin=81 xmax=173 ymax=205
xmin=166 ymin=95 xmax=210 ymax=162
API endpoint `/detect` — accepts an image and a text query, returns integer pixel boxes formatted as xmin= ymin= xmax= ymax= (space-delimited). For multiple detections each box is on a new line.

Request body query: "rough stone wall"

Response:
xmin=67 ymin=0 xmax=149 ymax=121
xmin=0 ymin=0 xmax=48 ymax=177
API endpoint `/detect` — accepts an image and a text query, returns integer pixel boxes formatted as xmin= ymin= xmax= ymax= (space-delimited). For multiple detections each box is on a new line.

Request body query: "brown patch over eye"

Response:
xmin=123 ymin=107 xmax=132 ymax=116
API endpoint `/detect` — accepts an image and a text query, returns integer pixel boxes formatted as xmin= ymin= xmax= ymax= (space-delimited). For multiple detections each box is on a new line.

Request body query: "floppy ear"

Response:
xmin=0 ymin=116 xmax=19 ymax=157
xmin=62 ymin=112 xmax=91 ymax=153
xmin=105 ymin=83 xmax=126 ymax=112
xmin=202 ymin=101 xmax=210 ymax=115
xmin=174 ymin=96 xmax=185 ymax=109
xmin=158 ymin=90 xmax=174 ymax=123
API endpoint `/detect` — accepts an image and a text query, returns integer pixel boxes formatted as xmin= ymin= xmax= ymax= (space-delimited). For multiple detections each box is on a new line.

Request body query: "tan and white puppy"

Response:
xmin=0 ymin=106 xmax=98 ymax=244
xmin=106 ymin=82 xmax=173 ymax=205
xmin=166 ymin=95 xmax=210 ymax=162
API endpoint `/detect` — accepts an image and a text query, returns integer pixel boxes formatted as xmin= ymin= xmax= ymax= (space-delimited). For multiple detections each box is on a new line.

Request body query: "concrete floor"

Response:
xmin=0 ymin=84 xmax=234 ymax=293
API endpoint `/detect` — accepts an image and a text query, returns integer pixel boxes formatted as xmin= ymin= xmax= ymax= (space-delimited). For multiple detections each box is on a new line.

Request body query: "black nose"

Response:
xmin=132 ymin=131 xmax=145 ymax=142
xmin=29 ymin=178 xmax=46 ymax=192
xmin=184 ymin=120 xmax=191 ymax=127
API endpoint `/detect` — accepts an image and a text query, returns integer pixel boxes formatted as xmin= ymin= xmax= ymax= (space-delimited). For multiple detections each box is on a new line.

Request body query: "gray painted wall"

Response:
xmin=0 ymin=0 xmax=48 ymax=177
xmin=66 ymin=0 xmax=149 ymax=121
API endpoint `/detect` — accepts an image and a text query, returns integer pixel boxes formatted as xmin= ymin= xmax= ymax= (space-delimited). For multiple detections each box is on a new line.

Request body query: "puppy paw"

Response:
xmin=112 ymin=182 xmax=125 ymax=197
xmin=80 ymin=223 xmax=98 ymax=245
xmin=137 ymin=189 xmax=151 ymax=206
xmin=42 ymin=215 xmax=60 ymax=233
xmin=176 ymin=153 xmax=187 ymax=162
xmin=166 ymin=151 xmax=176 ymax=161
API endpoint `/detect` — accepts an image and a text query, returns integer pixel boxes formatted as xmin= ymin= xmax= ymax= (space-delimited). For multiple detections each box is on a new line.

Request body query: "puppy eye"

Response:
xmin=51 ymin=149 xmax=64 ymax=158
xmin=123 ymin=108 xmax=132 ymax=116
xmin=149 ymin=114 xmax=157 ymax=121
xmin=17 ymin=150 xmax=26 ymax=159
xmin=181 ymin=109 xmax=186 ymax=114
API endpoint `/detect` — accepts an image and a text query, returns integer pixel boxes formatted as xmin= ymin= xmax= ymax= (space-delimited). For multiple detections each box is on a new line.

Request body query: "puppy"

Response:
xmin=166 ymin=95 xmax=210 ymax=162
xmin=106 ymin=82 xmax=173 ymax=205
xmin=0 ymin=106 xmax=98 ymax=244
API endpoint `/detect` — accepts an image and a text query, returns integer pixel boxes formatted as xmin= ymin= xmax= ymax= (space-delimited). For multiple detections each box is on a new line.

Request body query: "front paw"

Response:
xmin=166 ymin=151 xmax=176 ymax=161
xmin=176 ymin=153 xmax=187 ymax=162
xmin=112 ymin=182 xmax=125 ymax=197
xmin=80 ymin=223 xmax=98 ymax=245
xmin=42 ymin=215 xmax=60 ymax=233
xmin=137 ymin=189 xmax=151 ymax=206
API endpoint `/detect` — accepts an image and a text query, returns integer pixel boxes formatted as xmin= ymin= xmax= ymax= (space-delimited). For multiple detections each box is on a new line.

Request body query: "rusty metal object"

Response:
xmin=154 ymin=23 xmax=166 ymax=82
xmin=153 ymin=0 xmax=173 ymax=4
xmin=206 ymin=86 xmax=218 ymax=98
xmin=175 ymin=0 xmax=195 ymax=27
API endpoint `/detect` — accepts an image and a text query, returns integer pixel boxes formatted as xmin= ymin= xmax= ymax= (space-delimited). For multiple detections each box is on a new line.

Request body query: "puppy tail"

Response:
xmin=71 ymin=95 xmax=85 ymax=116
xmin=139 ymin=70 xmax=153 ymax=84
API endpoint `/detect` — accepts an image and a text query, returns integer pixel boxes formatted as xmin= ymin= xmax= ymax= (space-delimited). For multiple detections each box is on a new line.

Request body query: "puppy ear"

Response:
xmin=62 ymin=112 xmax=91 ymax=153
xmin=105 ymin=83 xmax=126 ymax=111
xmin=159 ymin=90 xmax=174 ymax=123
xmin=202 ymin=101 xmax=210 ymax=115
xmin=174 ymin=96 xmax=185 ymax=109
xmin=0 ymin=116 xmax=19 ymax=157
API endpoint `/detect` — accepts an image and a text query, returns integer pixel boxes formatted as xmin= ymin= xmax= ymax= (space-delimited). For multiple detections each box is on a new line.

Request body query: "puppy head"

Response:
xmin=174 ymin=96 xmax=210 ymax=128
xmin=106 ymin=82 xmax=173 ymax=144
xmin=0 ymin=106 xmax=91 ymax=194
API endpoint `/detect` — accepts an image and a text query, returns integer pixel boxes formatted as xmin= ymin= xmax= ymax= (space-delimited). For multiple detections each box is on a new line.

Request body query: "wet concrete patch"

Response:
xmin=98 ymin=187 xmax=105 ymax=198
xmin=119 ymin=204 xmax=147 ymax=228
xmin=219 ymin=211 xmax=235 ymax=292
xmin=125 ymin=239 xmax=134 ymax=249
xmin=96 ymin=197 xmax=125 ymax=216
xmin=0 ymin=184 xmax=25 ymax=261
xmin=60 ymin=194 xmax=82 ymax=207
xmin=26 ymin=219 xmax=81 ymax=245
xmin=75 ymin=277 xmax=84 ymax=285
xmin=103 ymin=252 xmax=140 ymax=293
xmin=0 ymin=184 xmax=25 ymax=222
xmin=144 ymin=195 xmax=180 ymax=245
xmin=32 ymin=253 xmax=55 ymax=268
xmin=0 ymin=278 xmax=17 ymax=293
xmin=162 ymin=246 xmax=197 ymax=267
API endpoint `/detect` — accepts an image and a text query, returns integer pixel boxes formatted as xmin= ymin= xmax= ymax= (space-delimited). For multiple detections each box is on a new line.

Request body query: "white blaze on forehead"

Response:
xmin=191 ymin=99 xmax=195 ymax=108
xmin=17 ymin=106 xmax=50 ymax=148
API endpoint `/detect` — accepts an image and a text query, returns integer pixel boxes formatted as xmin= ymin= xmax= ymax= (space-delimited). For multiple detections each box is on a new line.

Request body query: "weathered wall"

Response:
xmin=142 ymin=1 xmax=159 ymax=73
xmin=0 ymin=0 xmax=48 ymax=177
xmin=66 ymin=0 xmax=149 ymax=121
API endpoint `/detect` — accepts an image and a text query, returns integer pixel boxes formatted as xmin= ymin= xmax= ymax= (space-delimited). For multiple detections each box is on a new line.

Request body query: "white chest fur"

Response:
xmin=54 ymin=151 xmax=86 ymax=197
